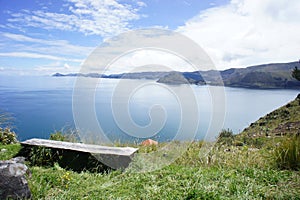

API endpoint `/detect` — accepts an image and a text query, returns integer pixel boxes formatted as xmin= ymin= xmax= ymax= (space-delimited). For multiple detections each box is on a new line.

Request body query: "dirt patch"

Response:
xmin=273 ymin=121 xmax=300 ymax=136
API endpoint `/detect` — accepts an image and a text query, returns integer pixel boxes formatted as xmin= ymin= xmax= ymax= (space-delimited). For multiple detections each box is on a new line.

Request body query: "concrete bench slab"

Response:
xmin=21 ymin=138 xmax=138 ymax=169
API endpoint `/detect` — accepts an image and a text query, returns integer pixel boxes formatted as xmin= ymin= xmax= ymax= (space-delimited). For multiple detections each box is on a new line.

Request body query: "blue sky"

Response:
xmin=0 ymin=0 xmax=300 ymax=75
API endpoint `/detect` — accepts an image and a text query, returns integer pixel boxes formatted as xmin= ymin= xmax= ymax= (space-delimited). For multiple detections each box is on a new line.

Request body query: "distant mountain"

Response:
xmin=53 ymin=61 xmax=300 ymax=89
xmin=53 ymin=72 xmax=103 ymax=78
xmin=215 ymin=61 xmax=300 ymax=89
xmin=53 ymin=71 xmax=169 ymax=79
xmin=157 ymin=71 xmax=206 ymax=85
xmin=157 ymin=71 xmax=190 ymax=84
xmin=113 ymin=71 xmax=169 ymax=79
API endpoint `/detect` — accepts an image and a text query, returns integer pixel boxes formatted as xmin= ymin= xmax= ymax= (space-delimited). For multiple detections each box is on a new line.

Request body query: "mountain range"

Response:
xmin=53 ymin=61 xmax=300 ymax=89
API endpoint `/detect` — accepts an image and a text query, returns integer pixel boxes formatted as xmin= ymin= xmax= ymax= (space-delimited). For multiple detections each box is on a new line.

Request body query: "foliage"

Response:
xmin=0 ymin=110 xmax=17 ymax=145
xmin=292 ymin=66 xmax=300 ymax=81
xmin=0 ymin=143 xmax=21 ymax=160
xmin=49 ymin=129 xmax=79 ymax=142
xmin=22 ymin=130 xmax=70 ymax=166
xmin=49 ymin=131 xmax=66 ymax=141
xmin=240 ymin=95 xmax=300 ymax=137
xmin=0 ymin=127 xmax=18 ymax=145
xmin=27 ymin=146 xmax=61 ymax=166
xmin=274 ymin=135 xmax=300 ymax=170
xmin=217 ymin=129 xmax=234 ymax=145
xmin=237 ymin=136 xmax=268 ymax=148
xmin=26 ymin=164 xmax=300 ymax=199
xmin=2 ymin=140 xmax=300 ymax=199
xmin=218 ymin=129 xmax=234 ymax=138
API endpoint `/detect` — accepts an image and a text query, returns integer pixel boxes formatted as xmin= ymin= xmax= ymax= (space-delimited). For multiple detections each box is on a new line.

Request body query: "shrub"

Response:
xmin=28 ymin=146 xmax=61 ymax=166
xmin=49 ymin=129 xmax=79 ymax=142
xmin=0 ymin=127 xmax=18 ymax=145
xmin=292 ymin=66 xmax=300 ymax=81
xmin=49 ymin=131 xmax=66 ymax=141
xmin=274 ymin=135 xmax=300 ymax=170
xmin=218 ymin=129 xmax=234 ymax=138
xmin=217 ymin=129 xmax=234 ymax=145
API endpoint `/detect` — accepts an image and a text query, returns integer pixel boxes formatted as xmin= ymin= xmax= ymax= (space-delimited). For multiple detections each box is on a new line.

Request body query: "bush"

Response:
xmin=274 ymin=135 xmax=300 ymax=170
xmin=0 ymin=127 xmax=18 ymax=145
xmin=218 ymin=129 xmax=234 ymax=138
xmin=217 ymin=129 xmax=234 ymax=145
xmin=49 ymin=131 xmax=66 ymax=141
xmin=49 ymin=129 xmax=79 ymax=142
xmin=28 ymin=146 xmax=61 ymax=166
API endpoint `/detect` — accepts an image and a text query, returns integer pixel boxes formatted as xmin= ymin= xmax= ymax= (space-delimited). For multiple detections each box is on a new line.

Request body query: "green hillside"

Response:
xmin=240 ymin=94 xmax=300 ymax=137
xmin=219 ymin=62 xmax=300 ymax=89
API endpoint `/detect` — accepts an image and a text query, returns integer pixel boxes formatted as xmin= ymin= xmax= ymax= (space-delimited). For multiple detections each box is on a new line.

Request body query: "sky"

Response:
xmin=0 ymin=0 xmax=300 ymax=75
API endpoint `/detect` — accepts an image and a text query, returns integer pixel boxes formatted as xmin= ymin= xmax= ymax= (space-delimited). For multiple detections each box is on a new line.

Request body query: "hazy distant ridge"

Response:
xmin=53 ymin=61 xmax=300 ymax=89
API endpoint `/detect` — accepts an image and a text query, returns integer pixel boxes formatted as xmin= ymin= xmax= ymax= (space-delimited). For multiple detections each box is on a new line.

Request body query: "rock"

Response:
xmin=1 ymin=149 xmax=7 ymax=152
xmin=141 ymin=139 xmax=158 ymax=146
xmin=0 ymin=157 xmax=31 ymax=199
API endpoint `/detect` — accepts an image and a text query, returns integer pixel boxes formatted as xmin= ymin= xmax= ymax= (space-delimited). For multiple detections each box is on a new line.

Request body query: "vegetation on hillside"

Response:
xmin=240 ymin=94 xmax=300 ymax=138
xmin=274 ymin=135 xmax=300 ymax=170
xmin=292 ymin=66 xmax=300 ymax=81
xmin=1 ymin=138 xmax=300 ymax=199
xmin=0 ymin=110 xmax=18 ymax=145
xmin=0 ymin=127 xmax=18 ymax=145
xmin=1 ymin=92 xmax=300 ymax=199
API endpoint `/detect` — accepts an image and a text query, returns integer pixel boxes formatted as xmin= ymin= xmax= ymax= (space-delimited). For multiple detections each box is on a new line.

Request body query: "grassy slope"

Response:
xmin=240 ymin=94 xmax=300 ymax=137
xmin=1 ymin=142 xmax=300 ymax=199
xmin=1 ymin=95 xmax=300 ymax=199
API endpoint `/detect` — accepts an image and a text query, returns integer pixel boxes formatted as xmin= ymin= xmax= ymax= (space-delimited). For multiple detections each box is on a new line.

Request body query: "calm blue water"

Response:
xmin=0 ymin=75 xmax=299 ymax=142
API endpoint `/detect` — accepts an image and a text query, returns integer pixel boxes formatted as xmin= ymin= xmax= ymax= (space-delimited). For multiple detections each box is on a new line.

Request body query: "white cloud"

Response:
xmin=136 ymin=1 xmax=147 ymax=7
xmin=0 ymin=62 xmax=79 ymax=76
xmin=34 ymin=62 xmax=79 ymax=75
xmin=5 ymin=0 xmax=144 ymax=37
xmin=0 ymin=52 xmax=82 ymax=62
xmin=178 ymin=0 xmax=300 ymax=69
xmin=64 ymin=63 xmax=71 ymax=69
xmin=0 ymin=32 xmax=93 ymax=61
xmin=106 ymin=50 xmax=194 ymax=74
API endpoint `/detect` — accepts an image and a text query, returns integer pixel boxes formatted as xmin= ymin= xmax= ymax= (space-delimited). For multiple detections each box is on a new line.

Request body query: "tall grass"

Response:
xmin=49 ymin=128 xmax=79 ymax=142
xmin=274 ymin=135 xmax=300 ymax=170
xmin=1 ymin=139 xmax=300 ymax=199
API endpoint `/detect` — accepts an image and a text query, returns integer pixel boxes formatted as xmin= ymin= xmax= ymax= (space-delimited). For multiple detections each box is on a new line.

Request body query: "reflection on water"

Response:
xmin=0 ymin=75 xmax=298 ymax=142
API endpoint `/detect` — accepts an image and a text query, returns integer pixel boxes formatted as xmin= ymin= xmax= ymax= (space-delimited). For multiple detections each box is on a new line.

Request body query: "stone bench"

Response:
xmin=21 ymin=138 xmax=138 ymax=170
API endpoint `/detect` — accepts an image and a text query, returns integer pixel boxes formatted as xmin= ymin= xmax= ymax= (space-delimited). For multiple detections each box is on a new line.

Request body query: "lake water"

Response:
xmin=0 ymin=75 xmax=299 ymax=143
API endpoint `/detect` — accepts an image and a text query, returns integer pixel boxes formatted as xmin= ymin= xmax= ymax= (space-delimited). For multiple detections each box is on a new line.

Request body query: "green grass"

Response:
xmin=274 ymin=135 xmax=300 ymax=170
xmin=0 ymin=143 xmax=21 ymax=160
xmin=28 ymin=165 xmax=300 ymax=200
xmin=1 ymin=141 xmax=300 ymax=199
xmin=240 ymin=95 xmax=300 ymax=138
